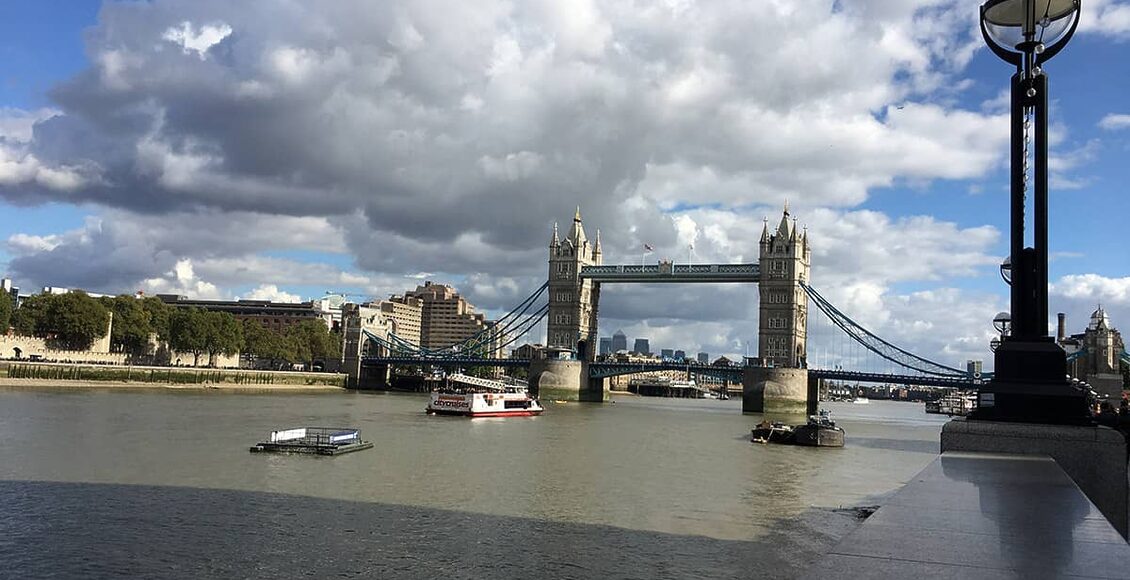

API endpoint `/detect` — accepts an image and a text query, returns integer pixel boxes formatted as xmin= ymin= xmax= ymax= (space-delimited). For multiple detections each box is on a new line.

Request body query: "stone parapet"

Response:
xmin=941 ymin=418 xmax=1129 ymax=538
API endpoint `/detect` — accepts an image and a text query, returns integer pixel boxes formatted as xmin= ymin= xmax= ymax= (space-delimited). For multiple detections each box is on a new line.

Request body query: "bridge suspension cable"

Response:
xmin=802 ymin=282 xmax=967 ymax=377
xmin=362 ymin=282 xmax=551 ymax=359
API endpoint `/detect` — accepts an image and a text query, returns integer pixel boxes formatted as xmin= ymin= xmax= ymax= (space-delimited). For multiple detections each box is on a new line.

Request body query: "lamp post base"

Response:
xmin=971 ymin=338 xmax=1092 ymax=425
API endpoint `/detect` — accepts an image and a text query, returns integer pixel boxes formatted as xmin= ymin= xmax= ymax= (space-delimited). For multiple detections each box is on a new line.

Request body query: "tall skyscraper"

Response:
xmin=611 ymin=329 xmax=627 ymax=353
xmin=674 ymin=349 xmax=686 ymax=360
xmin=697 ymin=352 xmax=709 ymax=364
xmin=661 ymin=348 xmax=675 ymax=359
xmin=632 ymin=338 xmax=650 ymax=355
xmin=599 ymin=337 xmax=612 ymax=356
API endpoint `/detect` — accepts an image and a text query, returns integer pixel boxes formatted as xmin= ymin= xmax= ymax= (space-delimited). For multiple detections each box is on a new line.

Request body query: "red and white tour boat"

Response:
xmin=426 ymin=374 xmax=544 ymax=417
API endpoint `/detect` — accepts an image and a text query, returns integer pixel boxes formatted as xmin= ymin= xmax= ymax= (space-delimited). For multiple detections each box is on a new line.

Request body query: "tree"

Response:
xmin=0 ymin=291 xmax=11 ymax=333
xmin=101 ymin=295 xmax=153 ymax=354
xmin=26 ymin=292 xmax=111 ymax=351
xmin=12 ymin=292 xmax=111 ymax=350
xmin=168 ymin=308 xmax=208 ymax=366
xmin=203 ymin=311 xmax=243 ymax=367
xmin=286 ymin=320 xmax=341 ymax=369
xmin=11 ymin=293 xmax=47 ymax=336
xmin=242 ymin=319 xmax=294 ymax=368
xmin=140 ymin=297 xmax=171 ymax=341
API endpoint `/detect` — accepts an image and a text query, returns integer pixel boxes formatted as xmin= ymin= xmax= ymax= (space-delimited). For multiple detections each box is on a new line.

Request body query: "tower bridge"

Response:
xmin=349 ymin=206 xmax=976 ymax=413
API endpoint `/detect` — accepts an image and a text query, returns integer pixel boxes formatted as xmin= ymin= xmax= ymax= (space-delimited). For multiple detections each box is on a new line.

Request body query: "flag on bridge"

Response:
xmin=644 ymin=244 xmax=654 ymax=253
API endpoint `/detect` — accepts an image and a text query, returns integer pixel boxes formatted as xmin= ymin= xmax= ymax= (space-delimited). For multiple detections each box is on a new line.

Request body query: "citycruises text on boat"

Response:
xmin=426 ymin=373 xmax=544 ymax=417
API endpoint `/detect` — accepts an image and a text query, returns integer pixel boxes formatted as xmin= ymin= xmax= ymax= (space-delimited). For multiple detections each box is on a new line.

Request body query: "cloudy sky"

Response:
xmin=1 ymin=0 xmax=1128 ymax=369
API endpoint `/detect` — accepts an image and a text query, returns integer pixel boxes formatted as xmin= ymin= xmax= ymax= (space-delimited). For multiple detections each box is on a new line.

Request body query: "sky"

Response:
xmin=1 ymin=0 xmax=1128 ymax=370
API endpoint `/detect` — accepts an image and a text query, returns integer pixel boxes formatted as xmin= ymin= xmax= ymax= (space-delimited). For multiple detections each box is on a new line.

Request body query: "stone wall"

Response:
xmin=0 ymin=335 xmax=126 ymax=364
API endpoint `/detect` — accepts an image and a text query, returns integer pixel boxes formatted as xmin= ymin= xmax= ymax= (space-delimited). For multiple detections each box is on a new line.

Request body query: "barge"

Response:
xmin=250 ymin=427 xmax=374 ymax=455
xmin=751 ymin=410 xmax=844 ymax=448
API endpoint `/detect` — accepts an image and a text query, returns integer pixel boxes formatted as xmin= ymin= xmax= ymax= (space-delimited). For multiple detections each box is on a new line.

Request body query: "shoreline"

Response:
xmin=0 ymin=378 xmax=349 ymax=392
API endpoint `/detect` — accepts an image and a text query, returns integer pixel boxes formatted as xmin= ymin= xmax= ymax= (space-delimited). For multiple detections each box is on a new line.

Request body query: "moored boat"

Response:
xmin=793 ymin=410 xmax=845 ymax=447
xmin=426 ymin=374 xmax=544 ymax=417
xmin=751 ymin=421 xmax=796 ymax=444
xmin=751 ymin=410 xmax=845 ymax=447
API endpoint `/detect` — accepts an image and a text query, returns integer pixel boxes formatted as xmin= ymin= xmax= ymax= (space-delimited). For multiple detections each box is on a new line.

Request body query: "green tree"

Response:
xmin=36 ymin=292 xmax=111 ymax=351
xmin=286 ymin=320 xmax=341 ymax=369
xmin=100 ymin=295 xmax=153 ymax=354
xmin=140 ymin=297 xmax=170 ymax=341
xmin=11 ymin=293 xmax=48 ymax=335
xmin=203 ymin=311 xmax=243 ymax=367
xmin=168 ymin=308 xmax=208 ymax=366
xmin=0 ymin=291 xmax=11 ymax=332
xmin=242 ymin=319 xmax=294 ymax=368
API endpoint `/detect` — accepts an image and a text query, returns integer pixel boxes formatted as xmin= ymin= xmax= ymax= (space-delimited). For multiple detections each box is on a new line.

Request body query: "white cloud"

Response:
xmin=1051 ymin=274 xmax=1130 ymax=305
xmin=7 ymin=233 xmax=63 ymax=253
xmin=0 ymin=107 xmax=60 ymax=142
xmin=242 ymin=284 xmax=303 ymax=303
xmin=162 ymin=21 xmax=233 ymax=60
xmin=1078 ymin=0 xmax=1130 ymax=38
xmin=141 ymin=259 xmax=222 ymax=299
xmin=1099 ymin=114 xmax=1130 ymax=131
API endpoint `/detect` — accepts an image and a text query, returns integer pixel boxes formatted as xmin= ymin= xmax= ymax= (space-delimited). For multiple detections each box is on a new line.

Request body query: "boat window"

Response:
xmin=504 ymin=400 xmax=530 ymax=409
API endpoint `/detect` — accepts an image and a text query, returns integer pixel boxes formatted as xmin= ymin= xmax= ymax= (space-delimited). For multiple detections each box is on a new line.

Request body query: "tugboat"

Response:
xmin=426 ymin=373 xmax=544 ymax=417
xmin=793 ymin=409 xmax=845 ymax=447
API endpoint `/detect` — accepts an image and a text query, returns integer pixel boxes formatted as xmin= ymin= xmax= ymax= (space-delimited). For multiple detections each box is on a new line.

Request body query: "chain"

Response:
xmin=1022 ymin=106 xmax=1033 ymax=204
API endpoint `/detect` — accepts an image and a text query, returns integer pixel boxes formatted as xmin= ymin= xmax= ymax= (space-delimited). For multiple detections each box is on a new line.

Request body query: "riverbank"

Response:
xmin=0 ymin=378 xmax=347 ymax=392
xmin=0 ymin=361 xmax=347 ymax=389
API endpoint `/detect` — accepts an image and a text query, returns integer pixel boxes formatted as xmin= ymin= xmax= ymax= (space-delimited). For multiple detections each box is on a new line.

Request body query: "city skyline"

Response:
xmin=1 ymin=1 xmax=1129 ymax=366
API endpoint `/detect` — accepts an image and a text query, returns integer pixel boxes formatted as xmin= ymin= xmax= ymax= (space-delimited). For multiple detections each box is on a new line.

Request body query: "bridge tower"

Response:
xmin=757 ymin=206 xmax=810 ymax=367
xmin=745 ymin=206 xmax=813 ymax=415
xmin=547 ymin=208 xmax=602 ymax=360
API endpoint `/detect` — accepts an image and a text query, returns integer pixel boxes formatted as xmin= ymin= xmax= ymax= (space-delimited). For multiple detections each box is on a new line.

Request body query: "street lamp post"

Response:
xmin=974 ymin=0 xmax=1090 ymax=423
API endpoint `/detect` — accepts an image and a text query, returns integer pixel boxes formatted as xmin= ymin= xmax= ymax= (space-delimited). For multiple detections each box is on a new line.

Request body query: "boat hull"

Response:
xmin=793 ymin=424 xmax=845 ymax=447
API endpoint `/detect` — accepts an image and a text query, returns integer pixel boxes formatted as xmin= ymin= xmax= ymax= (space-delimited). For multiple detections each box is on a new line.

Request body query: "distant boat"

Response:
xmin=852 ymin=397 xmax=870 ymax=404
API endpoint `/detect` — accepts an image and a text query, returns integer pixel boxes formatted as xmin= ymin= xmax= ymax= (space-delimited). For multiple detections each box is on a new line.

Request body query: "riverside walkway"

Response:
xmin=803 ymin=452 xmax=1130 ymax=579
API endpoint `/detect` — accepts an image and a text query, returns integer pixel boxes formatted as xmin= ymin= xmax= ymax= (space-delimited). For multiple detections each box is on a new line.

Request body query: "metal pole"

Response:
xmin=1009 ymin=71 xmax=1028 ymax=338
xmin=1033 ymin=72 xmax=1049 ymax=338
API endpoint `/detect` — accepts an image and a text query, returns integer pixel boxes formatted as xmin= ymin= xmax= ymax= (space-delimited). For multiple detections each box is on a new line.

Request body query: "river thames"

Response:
xmin=0 ymin=388 xmax=948 ymax=579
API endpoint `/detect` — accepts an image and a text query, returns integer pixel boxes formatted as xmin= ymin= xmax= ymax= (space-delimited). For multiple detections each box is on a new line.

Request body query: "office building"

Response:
xmin=612 ymin=330 xmax=628 ymax=353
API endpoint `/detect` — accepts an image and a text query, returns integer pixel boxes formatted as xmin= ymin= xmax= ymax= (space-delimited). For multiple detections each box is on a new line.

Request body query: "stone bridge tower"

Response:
xmin=757 ymin=206 xmax=810 ymax=368
xmin=547 ymin=208 xmax=602 ymax=360
xmin=745 ymin=206 xmax=812 ymax=415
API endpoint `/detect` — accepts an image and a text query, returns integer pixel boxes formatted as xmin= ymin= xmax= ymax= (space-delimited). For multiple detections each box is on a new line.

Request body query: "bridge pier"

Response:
xmin=528 ymin=359 xmax=607 ymax=402
xmin=742 ymin=367 xmax=815 ymax=416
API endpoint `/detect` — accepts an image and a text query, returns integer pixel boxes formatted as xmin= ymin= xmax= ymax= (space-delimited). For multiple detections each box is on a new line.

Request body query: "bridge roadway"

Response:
xmin=579 ymin=263 xmax=759 ymax=283
xmin=362 ymin=357 xmax=978 ymax=388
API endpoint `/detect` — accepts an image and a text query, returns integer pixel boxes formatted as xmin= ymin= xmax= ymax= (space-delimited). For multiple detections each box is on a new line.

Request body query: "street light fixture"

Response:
xmin=973 ymin=0 xmax=1090 ymax=424
xmin=992 ymin=311 xmax=1012 ymax=336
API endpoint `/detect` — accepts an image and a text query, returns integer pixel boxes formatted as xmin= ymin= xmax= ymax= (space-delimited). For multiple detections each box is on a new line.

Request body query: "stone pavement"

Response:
xmin=802 ymin=452 xmax=1130 ymax=579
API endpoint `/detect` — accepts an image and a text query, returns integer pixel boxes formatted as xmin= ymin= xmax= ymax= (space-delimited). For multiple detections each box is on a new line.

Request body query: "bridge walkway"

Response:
xmin=802 ymin=452 xmax=1130 ymax=579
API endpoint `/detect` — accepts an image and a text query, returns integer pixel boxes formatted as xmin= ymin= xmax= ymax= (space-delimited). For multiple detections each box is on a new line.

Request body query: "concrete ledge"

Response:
xmin=802 ymin=452 xmax=1130 ymax=579
xmin=941 ymin=418 xmax=1128 ymax=537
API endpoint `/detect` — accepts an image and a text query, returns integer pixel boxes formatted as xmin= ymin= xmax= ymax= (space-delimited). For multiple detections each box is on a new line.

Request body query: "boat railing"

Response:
xmin=270 ymin=427 xmax=360 ymax=447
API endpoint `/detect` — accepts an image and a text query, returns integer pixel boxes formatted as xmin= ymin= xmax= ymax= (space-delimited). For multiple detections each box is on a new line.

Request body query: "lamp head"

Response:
xmin=993 ymin=311 xmax=1012 ymax=335
xmin=980 ymin=0 xmax=1080 ymax=66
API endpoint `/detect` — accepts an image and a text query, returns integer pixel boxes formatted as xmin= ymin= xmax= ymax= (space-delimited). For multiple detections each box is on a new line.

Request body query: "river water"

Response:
xmin=0 ymin=388 xmax=948 ymax=579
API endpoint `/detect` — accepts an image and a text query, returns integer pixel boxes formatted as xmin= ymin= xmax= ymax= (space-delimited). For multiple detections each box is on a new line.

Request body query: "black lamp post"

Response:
xmin=973 ymin=0 xmax=1091 ymax=423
